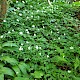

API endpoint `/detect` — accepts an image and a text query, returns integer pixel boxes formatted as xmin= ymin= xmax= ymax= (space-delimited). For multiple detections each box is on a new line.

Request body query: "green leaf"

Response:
xmin=18 ymin=62 xmax=27 ymax=75
xmin=0 ymin=62 xmax=4 ymax=68
xmin=1 ymin=56 xmax=18 ymax=65
xmin=0 ymin=67 xmax=15 ymax=77
xmin=52 ymin=56 xmax=67 ymax=63
xmin=14 ymin=77 xmax=29 ymax=80
xmin=2 ymin=42 xmax=18 ymax=47
xmin=31 ymin=71 xmax=44 ymax=78
xmin=74 ymin=57 xmax=80 ymax=69
xmin=12 ymin=65 xmax=21 ymax=77
xmin=73 ymin=76 xmax=80 ymax=80
xmin=0 ymin=74 xmax=4 ymax=80
xmin=72 ymin=2 xmax=80 ymax=7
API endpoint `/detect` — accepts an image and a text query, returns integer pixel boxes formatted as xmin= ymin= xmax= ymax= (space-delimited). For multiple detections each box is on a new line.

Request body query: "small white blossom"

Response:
xmin=14 ymin=8 xmax=16 ymax=11
xmin=26 ymin=16 xmax=29 ymax=19
xmin=16 ymin=72 xmax=19 ymax=74
xmin=28 ymin=46 xmax=31 ymax=50
xmin=39 ymin=47 xmax=41 ymax=49
xmin=37 ymin=29 xmax=40 ymax=31
xmin=36 ymin=10 xmax=39 ymax=12
xmin=51 ymin=31 xmax=52 ymax=33
xmin=58 ymin=37 xmax=60 ymax=40
xmin=16 ymin=19 xmax=19 ymax=22
xmin=19 ymin=46 xmax=23 ymax=51
xmin=19 ymin=32 xmax=23 ymax=35
xmin=35 ymin=45 xmax=38 ymax=49
xmin=64 ymin=33 xmax=66 ymax=35
xmin=39 ymin=53 xmax=41 ymax=56
xmin=13 ymin=12 xmax=16 ymax=14
xmin=12 ymin=29 xmax=14 ymax=32
xmin=16 ymin=1 xmax=18 ymax=3
xmin=68 ymin=70 xmax=71 ymax=73
xmin=32 ymin=25 xmax=35 ymax=28
xmin=34 ymin=34 xmax=36 ymax=36
xmin=31 ymin=16 xmax=33 ymax=18
xmin=70 ymin=46 xmax=74 ymax=49
xmin=30 ymin=5 xmax=33 ymax=8
xmin=43 ymin=26 xmax=45 ymax=28
xmin=22 ymin=1 xmax=25 ymax=3
xmin=0 ymin=35 xmax=3 ymax=38
xmin=21 ymin=43 xmax=23 ymax=46
xmin=19 ymin=13 xmax=22 ymax=16
xmin=25 ymin=29 xmax=28 ymax=32
xmin=47 ymin=55 xmax=49 ymax=58
xmin=17 ymin=7 xmax=20 ymax=10
xmin=57 ymin=32 xmax=59 ymax=33
xmin=26 ymin=41 xmax=29 ymax=44
xmin=27 ymin=31 xmax=29 ymax=34
xmin=8 ymin=31 xmax=11 ymax=34
xmin=3 ymin=20 xmax=6 ymax=22
xmin=43 ymin=7 xmax=45 ymax=9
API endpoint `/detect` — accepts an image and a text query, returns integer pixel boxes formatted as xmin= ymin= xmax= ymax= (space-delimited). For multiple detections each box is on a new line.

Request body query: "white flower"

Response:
xmin=43 ymin=26 xmax=45 ymax=28
xmin=12 ymin=29 xmax=14 ymax=32
xmin=22 ymin=1 xmax=25 ymax=3
xmin=57 ymin=32 xmax=59 ymax=33
xmin=19 ymin=46 xmax=23 ymax=51
xmin=39 ymin=53 xmax=41 ymax=56
xmin=13 ymin=12 xmax=16 ymax=14
xmin=30 ymin=5 xmax=33 ymax=8
xmin=16 ymin=19 xmax=19 ymax=22
xmin=68 ymin=70 xmax=71 ymax=73
xmin=32 ymin=25 xmax=35 ymax=28
xmin=19 ymin=13 xmax=22 ymax=16
xmin=64 ymin=33 xmax=66 ymax=35
xmin=28 ymin=46 xmax=31 ymax=50
xmin=19 ymin=32 xmax=23 ymax=35
xmin=55 ymin=26 xmax=57 ymax=28
xmin=34 ymin=34 xmax=36 ymax=36
xmin=21 ymin=43 xmax=23 ymax=46
xmin=47 ymin=55 xmax=49 ymax=58
xmin=70 ymin=46 xmax=74 ymax=49
xmin=3 ymin=20 xmax=6 ymax=22
xmin=35 ymin=45 xmax=38 ymax=49
xmin=26 ymin=41 xmax=29 ymax=44
xmin=17 ymin=7 xmax=20 ymax=10
xmin=26 ymin=16 xmax=29 ymax=19
xmin=14 ymin=8 xmax=16 ymax=11
xmin=8 ymin=31 xmax=11 ymax=34
xmin=0 ymin=35 xmax=3 ymax=38
xmin=51 ymin=31 xmax=52 ymax=33
xmin=58 ymin=37 xmax=60 ymax=40
xmin=16 ymin=72 xmax=19 ymax=74
xmin=39 ymin=47 xmax=41 ymax=49
xmin=43 ymin=7 xmax=45 ymax=9
xmin=37 ymin=10 xmax=39 ymax=12
xmin=16 ymin=1 xmax=18 ymax=3
xmin=31 ymin=16 xmax=33 ymax=18
xmin=27 ymin=31 xmax=29 ymax=34
xmin=25 ymin=29 xmax=28 ymax=32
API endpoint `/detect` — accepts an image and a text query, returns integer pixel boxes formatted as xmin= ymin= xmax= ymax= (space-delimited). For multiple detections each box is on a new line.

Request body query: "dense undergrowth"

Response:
xmin=0 ymin=0 xmax=80 ymax=80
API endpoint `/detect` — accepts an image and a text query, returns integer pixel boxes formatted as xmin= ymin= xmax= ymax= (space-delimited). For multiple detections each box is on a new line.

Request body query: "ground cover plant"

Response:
xmin=0 ymin=0 xmax=80 ymax=80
